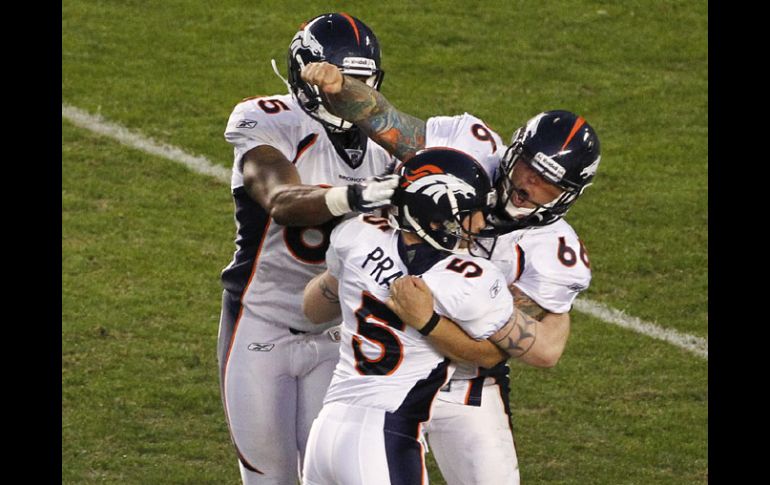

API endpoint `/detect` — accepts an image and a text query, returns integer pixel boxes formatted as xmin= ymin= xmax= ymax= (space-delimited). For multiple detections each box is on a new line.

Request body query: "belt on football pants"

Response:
xmin=289 ymin=327 xmax=308 ymax=335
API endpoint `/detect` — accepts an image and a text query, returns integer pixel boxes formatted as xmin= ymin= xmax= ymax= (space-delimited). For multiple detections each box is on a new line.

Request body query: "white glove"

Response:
xmin=325 ymin=174 xmax=400 ymax=215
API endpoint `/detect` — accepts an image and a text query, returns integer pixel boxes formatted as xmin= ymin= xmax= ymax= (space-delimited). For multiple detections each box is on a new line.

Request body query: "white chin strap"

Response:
xmin=315 ymin=105 xmax=354 ymax=131
xmin=401 ymin=189 xmax=467 ymax=254
xmin=270 ymin=59 xmax=292 ymax=93
xmin=403 ymin=205 xmax=453 ymax=253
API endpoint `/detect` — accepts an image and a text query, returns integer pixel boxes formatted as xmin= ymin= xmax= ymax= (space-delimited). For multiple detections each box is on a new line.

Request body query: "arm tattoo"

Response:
xmin=492 ymin=310 xmax=538 ymax=358
xmin=325 ymin=76 xmax=426 ymax=161
xmin=319 ymin=279 xmax=339 ymax=304
xmin=510 ymin=285 xmax=547 ymax=321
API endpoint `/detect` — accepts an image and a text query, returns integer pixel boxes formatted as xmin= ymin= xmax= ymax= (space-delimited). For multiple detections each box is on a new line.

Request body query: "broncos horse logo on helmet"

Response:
xmin=490 ymin=110 xmax=602 ymax=233
xmin=284 ymin=12 xmax=384 ymax=132
xmin=406 ymin=173 xmax=477 ymax=205
xmin=391 ymin=148 xmax=498 ymax=259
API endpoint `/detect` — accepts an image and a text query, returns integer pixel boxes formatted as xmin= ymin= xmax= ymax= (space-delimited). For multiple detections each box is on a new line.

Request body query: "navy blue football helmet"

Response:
xmin=391 ymin=148 xmax=498 ymax=258
xmin=491 ymin=110 xmax=601 ymax=232
xmin=286 ymin=13 xmax=384 ymax=132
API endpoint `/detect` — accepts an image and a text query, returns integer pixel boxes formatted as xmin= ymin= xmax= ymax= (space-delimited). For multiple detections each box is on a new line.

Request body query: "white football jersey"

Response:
xmin=323 ymin=216 xmax=513 ymax=421
xmin=424 ymin=114 xmax=592 ymax=381
xmin=221 ymin=94 xmax=394 ymax=333
xmin=492 ymin=218 xmax=592 ymax=313
xmin=425 ymin=113 xmax=505 ymax=183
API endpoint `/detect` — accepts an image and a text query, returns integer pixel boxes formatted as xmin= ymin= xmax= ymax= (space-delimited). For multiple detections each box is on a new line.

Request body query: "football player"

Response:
xmin=301 ymin=148 xmax=515 ymax=485
xmin=218 ymin=14 xmax=399 ymax=485
xmin=301 ymin=61 xmax=601 ymax=485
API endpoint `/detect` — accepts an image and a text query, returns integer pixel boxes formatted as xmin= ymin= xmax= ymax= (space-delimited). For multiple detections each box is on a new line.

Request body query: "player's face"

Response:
xmin=458 ymin=211 xmax=486 ymax=249
xmin=508 ymin=161 xmax=564 ymax=211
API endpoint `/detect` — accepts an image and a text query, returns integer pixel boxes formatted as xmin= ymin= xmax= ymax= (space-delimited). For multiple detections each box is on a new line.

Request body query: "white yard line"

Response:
xmin=62 ymin=104 xmax=231 ymax=184
xmin=62 ymin=103 xmax=708 ymax=360
xmin=572 ymin=299 xmax=707 ymax=359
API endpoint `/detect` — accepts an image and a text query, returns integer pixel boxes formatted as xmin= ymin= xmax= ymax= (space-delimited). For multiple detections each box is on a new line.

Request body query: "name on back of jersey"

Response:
xmin=361 ymin=246 xmax=404 ymax=288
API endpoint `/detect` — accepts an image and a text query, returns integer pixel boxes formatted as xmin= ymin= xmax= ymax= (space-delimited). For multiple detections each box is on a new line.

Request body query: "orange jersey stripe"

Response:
xmin=292 ymin=133 xmax=318 ymax=164
xmin=514 ymin=244 xmax=524 ymax=282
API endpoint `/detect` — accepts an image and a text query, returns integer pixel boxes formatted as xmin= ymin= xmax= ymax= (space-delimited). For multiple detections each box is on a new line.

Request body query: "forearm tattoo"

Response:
xmin=510 ymin=285 xmax=547 ymax=321
xmin=325 ymin=76 xmax=426 ymax=161
xmin=492 ymin=310 xmax=538 ymax=358
xmin=319 ymin=279 xmax=339 ymax=304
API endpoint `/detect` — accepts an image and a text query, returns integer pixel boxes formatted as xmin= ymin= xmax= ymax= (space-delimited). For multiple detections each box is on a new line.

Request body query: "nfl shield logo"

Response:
xmin=345 ymin=149 xmax=363 ymax=169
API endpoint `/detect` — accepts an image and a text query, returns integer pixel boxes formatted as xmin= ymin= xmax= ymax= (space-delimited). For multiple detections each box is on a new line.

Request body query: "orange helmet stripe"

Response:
xmin=340 ymin=12 xmax=361 ymax=45
xmin=560 ymin=116 xmax=586 ymax=151
xmin=403 ymin=164 xmax=444 ymax=184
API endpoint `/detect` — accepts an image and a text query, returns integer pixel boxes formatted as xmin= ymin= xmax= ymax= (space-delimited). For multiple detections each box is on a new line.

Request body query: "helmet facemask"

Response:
xmin=493 ymin=143 xmax=579 ymax=230
xmin=489 ymin=111 xmax=601 ymax=233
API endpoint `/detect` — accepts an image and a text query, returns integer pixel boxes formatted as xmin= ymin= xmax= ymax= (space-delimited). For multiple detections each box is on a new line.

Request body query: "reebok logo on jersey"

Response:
xmin=568 ymin=283 xmax=588 ymax=292
xmin=490 ymin=279 xmax=502 ymax=299
xmin=237 ymin=119 xmax=259 ymax=129
xmin=247 ymin=343 xmax=275 ymax=352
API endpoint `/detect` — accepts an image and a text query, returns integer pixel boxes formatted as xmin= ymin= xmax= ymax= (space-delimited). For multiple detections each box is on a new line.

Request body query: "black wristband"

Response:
xmin=419 ymin=311 xmax=441 ymax=336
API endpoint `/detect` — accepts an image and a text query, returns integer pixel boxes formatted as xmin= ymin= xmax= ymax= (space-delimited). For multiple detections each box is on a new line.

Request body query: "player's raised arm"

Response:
xmin=301 ymin=61 xmax=427 ymax=161
xmin=386 ymin=276 xmax=507 ymax=369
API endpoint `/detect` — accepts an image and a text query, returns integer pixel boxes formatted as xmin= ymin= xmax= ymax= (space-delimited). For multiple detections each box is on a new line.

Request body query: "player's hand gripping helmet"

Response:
xmin=491 ymin=110 xmax=601 ymax=233
xmin=391 ymin=148 xmax=499 ymax=259
xmin=287 ymin=13 xmax=384 ymax=132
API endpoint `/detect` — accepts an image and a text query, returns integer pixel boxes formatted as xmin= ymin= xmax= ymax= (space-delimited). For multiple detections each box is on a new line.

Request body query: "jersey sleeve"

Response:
xmin=326 ymin=215 xmax=372 ymax=279
xmin=514 ymin=228 xmax=592 ymax=314
xmin=425 ymin=113 xmax=504 ymax=182
xmin=223 ymin=97 xmax=301 ymax=173
xmin=325 ymin=216 xmax=358 ymax=278
xmin=423 ymin=257 xmax=513 ymax=340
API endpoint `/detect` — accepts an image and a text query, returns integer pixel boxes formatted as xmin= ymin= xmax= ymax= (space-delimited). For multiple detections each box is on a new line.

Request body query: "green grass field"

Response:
xmin=62 ymin=1 xmax=707 ymax=483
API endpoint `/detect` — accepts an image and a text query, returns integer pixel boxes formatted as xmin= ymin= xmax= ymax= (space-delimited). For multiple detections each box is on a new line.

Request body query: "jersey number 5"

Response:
xmin=446 ymin=258 xmax=483 ymax=278
xmin=353 ymin=293 xmax=405 ymax=376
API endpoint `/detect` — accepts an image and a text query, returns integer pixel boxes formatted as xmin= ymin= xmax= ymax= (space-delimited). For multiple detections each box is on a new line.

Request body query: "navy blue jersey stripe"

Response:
xmin=221 ymin=187 xmax=271 ymax=295
xmin=384 ymin=413 xmax=424 ymax=485
xmin=465 ymin=376 xmax=485 ymax=407
xmin=392 ymin=358 xmax=450 ymax=423
xmin=462 ymin=361 xmax=510 ymax=407
xmin=292 ymin=133 xmax=318 ymax=164
xmin=479 ymin=360 xmax=510 ymax=379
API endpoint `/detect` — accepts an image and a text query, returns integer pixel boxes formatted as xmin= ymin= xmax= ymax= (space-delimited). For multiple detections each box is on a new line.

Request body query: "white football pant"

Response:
xmin=425 ymin=378 xmax=520 ymax=485
xmin=303 ymin=402 xmax=429 ymax=485
xmin=218 ymin=290 xmax=340 ymax=485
